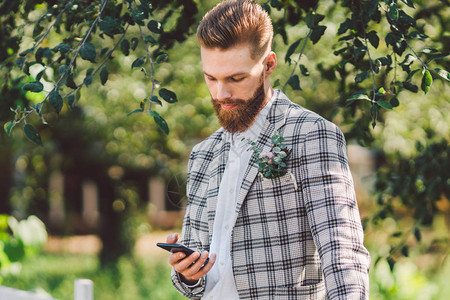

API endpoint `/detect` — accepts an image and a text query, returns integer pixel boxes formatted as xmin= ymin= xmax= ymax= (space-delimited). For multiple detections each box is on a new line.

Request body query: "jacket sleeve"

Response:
xmin=300 ymin=119 xmax=371 ymax=299
xmin=170 ymin=147 xmax=207 ymax=299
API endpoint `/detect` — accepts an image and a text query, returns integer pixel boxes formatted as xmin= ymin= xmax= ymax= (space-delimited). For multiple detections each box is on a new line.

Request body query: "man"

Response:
xmin=166 ymin=0 xmax=370 ymax=299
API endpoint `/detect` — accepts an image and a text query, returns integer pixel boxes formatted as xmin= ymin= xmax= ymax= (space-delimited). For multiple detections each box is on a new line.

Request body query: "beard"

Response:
xmin=212 ymin=74 xmax=267 ymax=133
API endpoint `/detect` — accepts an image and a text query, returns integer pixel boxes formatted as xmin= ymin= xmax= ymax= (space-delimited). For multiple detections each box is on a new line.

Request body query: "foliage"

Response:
xmin=2 ymin=253 xmax=185 ymax=300
xmin=0 ymin=0 xmax=448 ymax=276
xmin=1 ymin=0 xmax=198 ymax=144
xmin=0 ymin=215 xmax=47 ymax=283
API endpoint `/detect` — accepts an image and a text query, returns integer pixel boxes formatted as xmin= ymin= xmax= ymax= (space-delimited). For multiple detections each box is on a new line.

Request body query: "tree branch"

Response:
xmin=138 ymin=24 xmax=156 ymax=114
xmin=33 ymin=0 xmax=73 ymax=51
xmin=281 ymin=30 xmax=312 ymax=92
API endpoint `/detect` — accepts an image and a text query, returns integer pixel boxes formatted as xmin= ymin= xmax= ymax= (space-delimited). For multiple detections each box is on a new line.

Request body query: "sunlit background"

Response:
xmin=1 ymin=0 xmax=448 ymax=299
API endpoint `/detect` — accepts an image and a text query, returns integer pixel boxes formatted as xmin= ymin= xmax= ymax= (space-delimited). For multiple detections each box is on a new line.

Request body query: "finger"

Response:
xmin=185 ymin=253 xmax=217 ymax=281
xmin=169 ymin=251 xmax=187 ymax=266
xmin=166 ymin=233 xmax=179 ymax=244
xmin=183 ymin=251 xmax=212 ymax=277
xmin=173 ymin=252 xmax=201 ymax=272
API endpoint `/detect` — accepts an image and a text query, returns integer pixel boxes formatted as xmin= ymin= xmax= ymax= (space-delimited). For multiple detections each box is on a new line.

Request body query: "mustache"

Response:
xmin=212 ymin=98 xmax=246 ymax=106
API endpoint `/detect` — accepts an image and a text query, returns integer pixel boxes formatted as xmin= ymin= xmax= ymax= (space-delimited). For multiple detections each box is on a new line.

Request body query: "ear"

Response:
xmin=264 ymin=51 xmax=277 ymax=77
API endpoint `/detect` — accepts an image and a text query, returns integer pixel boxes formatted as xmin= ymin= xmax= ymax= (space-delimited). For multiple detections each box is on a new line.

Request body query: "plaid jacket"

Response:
xmin=172 ymin=90 xmax=370 ymax=299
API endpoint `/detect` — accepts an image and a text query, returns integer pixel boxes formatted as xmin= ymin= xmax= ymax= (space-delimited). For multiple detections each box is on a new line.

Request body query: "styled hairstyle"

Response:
xmin=197 ymin=0 xmax=273 ymax=60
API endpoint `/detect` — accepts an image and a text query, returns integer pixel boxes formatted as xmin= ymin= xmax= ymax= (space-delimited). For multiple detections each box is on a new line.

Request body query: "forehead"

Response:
xmin=200 ymin=44 xmax=262 ymax=78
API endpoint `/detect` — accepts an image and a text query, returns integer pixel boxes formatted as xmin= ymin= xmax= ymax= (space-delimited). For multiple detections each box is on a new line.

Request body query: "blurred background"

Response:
xmin=0 ymin=0 xmax=448 ymax=299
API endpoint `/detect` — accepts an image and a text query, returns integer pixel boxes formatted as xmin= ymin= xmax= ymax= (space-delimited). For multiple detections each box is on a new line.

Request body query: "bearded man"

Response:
xmin=166 ymin=0 xmax=370 ymax=299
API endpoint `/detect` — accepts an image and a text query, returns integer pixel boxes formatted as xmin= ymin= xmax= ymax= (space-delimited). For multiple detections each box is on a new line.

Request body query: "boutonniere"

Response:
xmin=245 ymin=131 xmax=292 ymax=179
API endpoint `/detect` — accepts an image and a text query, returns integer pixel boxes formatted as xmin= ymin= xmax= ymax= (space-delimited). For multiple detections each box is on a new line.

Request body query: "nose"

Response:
xmin=215 ymin=82 xmax=231 ymax=101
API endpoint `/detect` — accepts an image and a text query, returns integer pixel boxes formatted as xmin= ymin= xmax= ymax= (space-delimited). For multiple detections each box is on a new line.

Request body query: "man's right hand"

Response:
xmin=166 ymin=233 xmax=216 ymax=285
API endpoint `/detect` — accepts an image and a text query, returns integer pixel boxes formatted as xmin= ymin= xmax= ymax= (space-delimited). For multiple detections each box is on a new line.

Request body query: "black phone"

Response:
xmin=156 ymin=243 xmax=209 ymax=264
xmin=156 ymin=243 xmax=196 ymax=255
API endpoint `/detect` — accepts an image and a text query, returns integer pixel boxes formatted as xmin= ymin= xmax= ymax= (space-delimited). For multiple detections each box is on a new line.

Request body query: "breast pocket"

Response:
xmin=260 ymin=171 xmax=298 ymax=190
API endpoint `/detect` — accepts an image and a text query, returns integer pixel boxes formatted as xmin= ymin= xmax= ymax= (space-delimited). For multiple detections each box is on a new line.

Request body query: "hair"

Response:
xmin=197 ymin=0 xmax=273 ymax=60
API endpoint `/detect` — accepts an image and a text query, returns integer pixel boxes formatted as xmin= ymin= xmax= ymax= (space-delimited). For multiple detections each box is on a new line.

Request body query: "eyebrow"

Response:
xmin=203 ymin=71 xmax=248 ymax=79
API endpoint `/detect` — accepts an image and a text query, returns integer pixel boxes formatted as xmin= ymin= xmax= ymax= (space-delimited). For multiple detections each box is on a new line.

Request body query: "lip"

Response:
xmin=221 ymin=103 xmax=238 ymax=110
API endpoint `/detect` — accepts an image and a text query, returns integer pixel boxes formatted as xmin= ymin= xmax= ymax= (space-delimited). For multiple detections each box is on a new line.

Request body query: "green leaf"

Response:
xmin=159 ymin=88 xmax=178 ymax=103
xmin=377 ymin=101 xmax=393 ymax=110
xmin=400 ymin=0 xmax=415 ymax=8
xmin=121 ymin=39 xmax=130 ymax=56
xmin=49 ymin=90 xmax=63 ymax=113
xmin=355 ymin=71 xmax=369 ymax=83
xmin=406 ymin=69 xmax=420 ymax=81
xmin=399 ymin=54 xmax=416 ymax=66
xmin=147 ymin=20 xmax=163 ymax=33
xmin=367 ymin=31 xmax=379 ymax=48
xmin=287 ymin=75 xmax=301 ymax=90
xmin=423 ymin=70 xmax=432 ymax=86
xmin=419 ymin=48 xmax=438 ymax=54
xmin=100 ymin=67 xmax=108 ymax=85
xmin=285 ymin=38 xmax=301 ymax=64
xmin=376 ymin=55 xmax=392 ymax=66
xmin=299 ymin=64 xmax=309 ymax=76
xmin=428 ymin=53 xmax=449 ymax=62
xmin=370 ymin=105 xmax=378 ymax=128
xmin=36 ymin=70 xmax=45 ymax=81
xmin=66 ymin=72 xmax=77 ymax=89
xmin=421 ymin=70 xmax=432 ymax=94
xmin=23 ymin=81 xmax=43 ymax=93
xmin=52 ymin=43 xmax=71 ymax=54
xmin=131 ymin=38 xmax=139 ymax=51
xmin=58 ymin=65 xmax=70 ymax=75
xmin=84 ymin=75 xmax=93 ymax=87
xmin=347 ymin=91 xmax=370 ymax=102
xmin=433 ymin=68 xmax=450 ymax=81
xmin=99 ymin=47 xmax=109 ymax=57
xmin=99 ymin=16 xmax=124 ymax=36
xmin=272 ymin=79 xmax=280 ymax=88
xmin=310 ymin=26 xmax=326 ymax=44
xmin=403 ymin=81 xmax=418 ymax=93
xmin=407 ymin=31 xmax=428 ymax=40
xmin=156 ymin=53 xmax=169 ymax=64
xmin=414 ymin=227 xmax=421 ymax=242
xmin=68 ymin=94 xmax=76 ymax=110
xmin=4 ymin=121 xmax=16 ymax=136
xmin=144 ymin=35 xmax=156 ymax=44
xmin=149 ymin=111 xmax=169 ymax=135
xmin=127 ymin=108 xmax=144 ymax=117
xmin=389 ymin=3 xmax=399 ymax=21
xmin=131 ymin=56 xmax=146 ymax=69
xmin=390 ymin=97 xmax=400 ymax=107
xmin=79 ymin=42 xmax=96 ymax=62
xmin=305 ymin=12 xmax=325 ymax=29
xmin=24 ymin=124 xmax=42 ymax=146
xmin=150 ymin=96 xmax=162 ymax=106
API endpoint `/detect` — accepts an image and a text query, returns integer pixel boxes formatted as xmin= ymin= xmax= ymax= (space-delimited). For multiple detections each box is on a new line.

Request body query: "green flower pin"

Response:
xmin=246 ymin=131 xmax=292 ymax=179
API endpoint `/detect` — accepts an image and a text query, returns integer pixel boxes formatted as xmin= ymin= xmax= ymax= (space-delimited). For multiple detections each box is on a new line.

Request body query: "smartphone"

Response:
xmin=156 ymin=243 xmax=209 ymax=264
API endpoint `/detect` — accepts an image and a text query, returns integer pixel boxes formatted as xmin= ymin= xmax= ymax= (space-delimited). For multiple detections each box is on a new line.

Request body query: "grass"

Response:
xmin=2 ymin=253 xmax=185 ymax=300
xmin=2 ymin=251 xmax=449 ymax=300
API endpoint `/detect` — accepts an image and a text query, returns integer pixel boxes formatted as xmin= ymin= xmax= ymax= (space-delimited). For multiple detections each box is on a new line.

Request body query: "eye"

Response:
xmin=205 ymin=76 xmax=216 ymax=81
xmin=230 ymin=77 xmax=244 ymax=82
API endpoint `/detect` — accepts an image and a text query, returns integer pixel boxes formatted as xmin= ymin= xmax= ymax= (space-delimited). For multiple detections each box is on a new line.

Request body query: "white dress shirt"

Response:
xmin=203 ymin=95 xmax=274 ymax=300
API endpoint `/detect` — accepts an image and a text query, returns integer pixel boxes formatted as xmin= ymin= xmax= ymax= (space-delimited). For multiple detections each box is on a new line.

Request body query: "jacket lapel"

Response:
xmin=234 ymin=90 xmax=291 ymax=215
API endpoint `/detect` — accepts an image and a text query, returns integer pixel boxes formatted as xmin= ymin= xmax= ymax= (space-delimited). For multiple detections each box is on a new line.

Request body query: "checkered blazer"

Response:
xmin=172 ymin=90 xmax=370 ymax=299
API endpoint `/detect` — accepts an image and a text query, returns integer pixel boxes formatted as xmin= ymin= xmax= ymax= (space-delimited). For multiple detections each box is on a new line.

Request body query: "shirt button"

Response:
xmin=225 ymin=225 xmax=230 ymax=230
xmin=229 ymin=189 xmax=233 ymax=194
xmin=220 ymin=261 xmax=225 ymax=266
